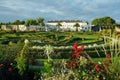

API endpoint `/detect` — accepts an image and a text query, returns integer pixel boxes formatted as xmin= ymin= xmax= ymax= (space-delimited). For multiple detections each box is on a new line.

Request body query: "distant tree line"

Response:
xmin=0 ymin=17 xmax=45 ymax=28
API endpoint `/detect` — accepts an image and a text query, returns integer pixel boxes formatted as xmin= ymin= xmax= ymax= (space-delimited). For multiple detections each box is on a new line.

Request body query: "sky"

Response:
xmin=0 ymin=0 xmax=120 ymax=23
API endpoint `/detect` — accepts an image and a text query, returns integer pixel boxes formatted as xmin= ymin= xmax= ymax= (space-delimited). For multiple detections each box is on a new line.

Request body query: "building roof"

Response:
xmin=47 ymin=20 xmax=83 ymax=23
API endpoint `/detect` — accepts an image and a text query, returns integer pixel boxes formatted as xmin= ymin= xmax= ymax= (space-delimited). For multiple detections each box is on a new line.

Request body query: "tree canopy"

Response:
xmin=56 ymin=22 xmax=62 ymax=27
xmin=12 ymin=20 xmax=25 ymax=25
xmin=92 ymin=16 xmax=116 ymax=26
xmin=0 ymin=17 xmax=44 ymax=26
xmin=25 ymin=19 xmax=38 ymax=26
xmin=37 ymin=17 xmax=45 ymax=26
xmin=74 ymin=23 xmax=80 ymax=31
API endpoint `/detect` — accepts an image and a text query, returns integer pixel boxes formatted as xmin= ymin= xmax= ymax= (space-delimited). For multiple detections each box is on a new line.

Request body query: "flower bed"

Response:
xmin=0 ymin=35 xmax=120 ymax=80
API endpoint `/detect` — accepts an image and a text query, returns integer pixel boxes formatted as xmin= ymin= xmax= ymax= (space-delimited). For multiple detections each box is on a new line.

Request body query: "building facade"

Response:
xmin=46 ymin=20 xmax=91 ymax=31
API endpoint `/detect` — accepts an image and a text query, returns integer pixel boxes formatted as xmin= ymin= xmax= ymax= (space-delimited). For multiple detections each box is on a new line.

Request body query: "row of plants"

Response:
xmin=0 ymin=31 xmax=102 ymax=45
xmin=1 ymin=33 xmax=120 ymax=80
xmin=29 ymin=41 xmax=120 ymax=80
xmin=0 ymin=30 xmax=120 ymax=79
xmin=30 ymin=31 xmax=120 ymax=79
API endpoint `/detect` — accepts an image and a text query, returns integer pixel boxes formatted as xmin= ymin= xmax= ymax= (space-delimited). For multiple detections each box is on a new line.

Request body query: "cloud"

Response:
xmin=0 ymin=0 xmax=120 ymax=23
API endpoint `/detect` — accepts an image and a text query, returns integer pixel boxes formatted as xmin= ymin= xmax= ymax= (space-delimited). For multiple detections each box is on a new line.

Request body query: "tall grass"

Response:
xmin=98 ymin=30 xmax=120 ymax=77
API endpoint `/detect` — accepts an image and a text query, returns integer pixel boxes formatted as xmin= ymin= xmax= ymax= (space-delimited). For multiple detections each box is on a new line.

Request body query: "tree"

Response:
xmin=0 ymin=23 xmax=2 ymax=28
xmin=74 ymin=23 xmax=80 ymax=32
xmin=12 ymin=20 xmax=20 ymax=25
xmin=25 ymin=19 xmax=37 ymax=26
xmin=37 ymin=17 xmax=44 ymax=26
xmin=25 ymin=20 xmax=30 ymax=26
xmin=40 ymin=22 xmax=45 ymax=26
xmin=21 ymin=21 xmax=25 ymax=25
xmin=56 ymin=22 xmax=62 ymax=31
xmin=92 ymin=16 xmax=116 ymax=29
xmin=86 ymin=21 xmax=89 ymax=25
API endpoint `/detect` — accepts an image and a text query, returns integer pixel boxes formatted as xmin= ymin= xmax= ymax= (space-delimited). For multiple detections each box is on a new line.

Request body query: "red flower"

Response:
xmin=105 ymin=54 xmax=111 ymax=70
xmin=73 ymin=42 xmax=84 ymax=58
xmin=106 ymin=54 xmax=110 ymax=58
xmin=78 ymin=44 xmax=84 ymax=52
xmin=69 ymin=61 xmax=75 ymax=67
xmin=73 ymin=42 xmax=79 ymax=51
xmin=8 ymin=67 xmax=12 ymax=72
xmin=73 ymin=42 xmax=84 ymax=52
xmin=95 ymin=64 xmax=101 ymax=72
xmin=73 ymin=53 xmax=80 ymax=59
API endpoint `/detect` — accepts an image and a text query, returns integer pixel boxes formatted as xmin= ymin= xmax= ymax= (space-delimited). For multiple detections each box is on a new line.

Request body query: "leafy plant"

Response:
xmin=15 ymin=56 xmax=26 ymax=75
xmin=15 ymin=39 xmax=29 ymax=75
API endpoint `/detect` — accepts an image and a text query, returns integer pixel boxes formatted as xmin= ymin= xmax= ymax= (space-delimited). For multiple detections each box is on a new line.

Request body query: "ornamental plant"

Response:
xmin=38 ymin=40 xmax=120 ymax=80
xmin=43 ymin=45 xmax=54 ymax=74
xmin=68 ymin=42 xmax=85 ymax=68
xmin=104 ymin=33 xmax=120 ymax=79
xmin=15 ymin=39 xmax=29 ymax=75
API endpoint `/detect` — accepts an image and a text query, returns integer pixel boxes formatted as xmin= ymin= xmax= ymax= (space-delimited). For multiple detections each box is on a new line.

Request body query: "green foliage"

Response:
xmin=12 ymin=20 xmax=25 ymax=25
xmin=74 ymin=23 xmax=80 ymax=31
xmin=92 ymin=16 xmax=116 ymax=26
xmin=42 ymin=44 xmax=54 ymax=74
xmin=15 ymin=39 xmax=29 ymax=75
xmin=37 ymin=17 xmax=44 ymax=23
xmin=0 ymin=17 xmax=44 ymax=26
xmin=15 ymin=56 xmax=26 ymax=75
xmin=56 ymin=22 xmax=62 ymax=27
xmin=97 ymin=30 xmax=120 ymax=78
xmin=109 ymin=34 xmax=120 ymax=74
xmin=43 ymin=61 xmax=52 ymax=73
xmin=37 ymin=17 xmax=44 ymax=26
xmin=92 ymin=16 xmax=116 ymax=30
xmin=25 ymin=19 xmax=38 ymax=26
xmin=44 ymin=45 xmax=54 ymax=61
xmin=56 ymin=22 xmax=62 ymax=31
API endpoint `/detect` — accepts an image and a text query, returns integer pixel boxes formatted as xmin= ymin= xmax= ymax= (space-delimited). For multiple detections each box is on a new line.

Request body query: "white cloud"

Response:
xmin=0 ymin=0 xmax=120 ymax=23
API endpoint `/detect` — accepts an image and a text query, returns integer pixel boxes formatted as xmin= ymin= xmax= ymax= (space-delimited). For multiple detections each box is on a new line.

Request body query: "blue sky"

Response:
xmin=0 ymin=0 xmax=120 ymax=23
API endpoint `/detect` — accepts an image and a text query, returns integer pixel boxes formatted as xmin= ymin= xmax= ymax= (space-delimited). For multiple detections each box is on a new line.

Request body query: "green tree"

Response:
xmin=92 ymin=16 xmax=116 ymax=29
xmin=25 ymin=19 xmax=37 ymax=26
xmin=86 ymin=21 xmax=89 ymax=25
xmin=21 ymin=21 xmax=25 ymax=25
xmin=25 ymin=20 xmax=30 ymax=26
xmin=74 ymin=23 xmax=80 ymax=32
xmin=56 ymin=22 xmax=62 ymax=31
xmin=0 ymin=23 xmax=2 ymax=28
xmin=12 ymin=20 xmax=22 ymax=25
xmin=37 ymin=17 xmax=44 ymax=26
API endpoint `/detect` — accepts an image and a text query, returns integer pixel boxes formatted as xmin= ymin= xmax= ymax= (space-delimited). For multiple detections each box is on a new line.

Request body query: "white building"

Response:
xmin=1 ymin=25 xmax=7 ymax=30
xmin=19 ymin=25 xmax=27 ymax=31
xmin=46 ymin=20 xmax=91 ymax=31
